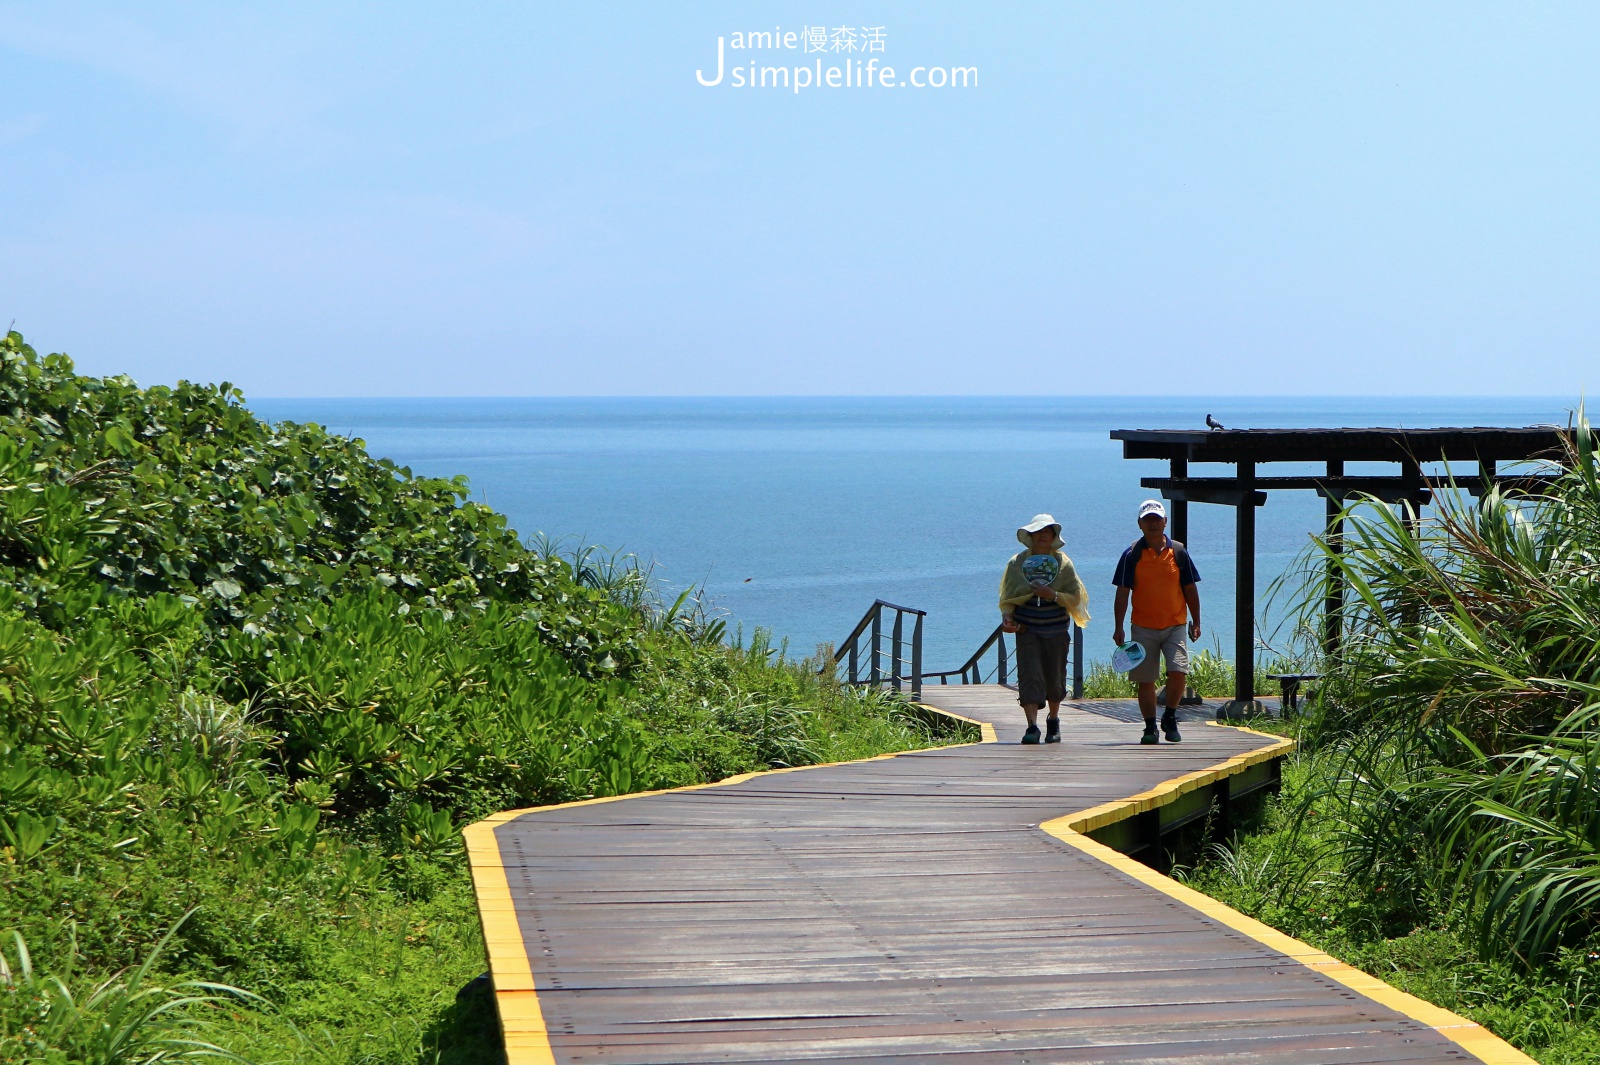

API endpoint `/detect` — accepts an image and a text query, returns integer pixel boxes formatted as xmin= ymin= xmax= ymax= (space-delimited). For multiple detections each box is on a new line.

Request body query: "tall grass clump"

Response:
xmin=0 ymin=917 xmax=261 ymax=1065
xmin=1296 ymin=413 xmax=1600 ymax=968
xmin=1175 ymin=409 xmax=1600 ymax=1062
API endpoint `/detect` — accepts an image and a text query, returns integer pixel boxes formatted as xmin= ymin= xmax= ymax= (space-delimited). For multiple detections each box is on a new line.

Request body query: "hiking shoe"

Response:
xmin=1161 ymin=710 xmax=1182 ymax=743
xmin=1044 ymin=718 xmax=1061 ymax=744
xmin=1021 ymin=724 xmax=1042 ymax=745
xmin=1140 ymin=722 xmax=1159 ymax=745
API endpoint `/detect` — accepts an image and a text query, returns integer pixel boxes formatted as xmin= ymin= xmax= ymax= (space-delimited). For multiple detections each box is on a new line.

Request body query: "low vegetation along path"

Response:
xmin=467 ymin=687 xmax=1529 ymax=1065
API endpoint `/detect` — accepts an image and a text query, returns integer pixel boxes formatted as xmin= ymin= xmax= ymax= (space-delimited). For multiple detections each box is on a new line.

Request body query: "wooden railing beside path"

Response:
xmin=466 ymin=687 xmax=1531 ymax=1065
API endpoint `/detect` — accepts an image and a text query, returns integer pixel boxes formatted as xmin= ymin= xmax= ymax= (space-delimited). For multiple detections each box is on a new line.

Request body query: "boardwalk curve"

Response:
xmin=466 ymin=687 xmax=1531 ymax=1064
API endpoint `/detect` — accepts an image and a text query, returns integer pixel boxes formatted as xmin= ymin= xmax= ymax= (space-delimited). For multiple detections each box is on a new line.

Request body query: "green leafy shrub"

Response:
xmin=0 ymin=331 xmax=954 ymax=1063
xmin=0 ymin=330 xmax=631 ymax=671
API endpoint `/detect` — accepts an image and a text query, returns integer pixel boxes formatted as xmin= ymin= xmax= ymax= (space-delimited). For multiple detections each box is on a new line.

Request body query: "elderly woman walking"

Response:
xmin=999 ymin=514 xmax=1090 ymax=744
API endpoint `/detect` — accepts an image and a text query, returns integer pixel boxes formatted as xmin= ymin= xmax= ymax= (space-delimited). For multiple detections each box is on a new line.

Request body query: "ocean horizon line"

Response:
xmin=248 ymin=392 xmax=1574 ymax=403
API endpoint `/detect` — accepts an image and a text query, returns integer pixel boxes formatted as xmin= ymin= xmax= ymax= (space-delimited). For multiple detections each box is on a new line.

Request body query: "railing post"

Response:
xmin=890 ymin=609 xmax=904 ymax=692
xmin=998 ymin=633 xmax=1008 ymax=686
xmin=848 ymin=637 xmax=858 ymax=684
xmin=1072 ymin=621 xmax=1083 ymax=700
xmin=870 ymin=605 xmax=882 ymax=686
xmin=910 ymin=612 xmax=923 ymax=700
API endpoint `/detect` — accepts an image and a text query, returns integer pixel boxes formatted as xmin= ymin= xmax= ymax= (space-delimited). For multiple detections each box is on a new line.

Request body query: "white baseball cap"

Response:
xmin=1137 ymin=499 xmax=1167 ymax=520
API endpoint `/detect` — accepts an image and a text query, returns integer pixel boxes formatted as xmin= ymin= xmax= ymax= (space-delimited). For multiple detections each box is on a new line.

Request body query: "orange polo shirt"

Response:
xmin=1112 ymin=536 xmax=1199 ymax=630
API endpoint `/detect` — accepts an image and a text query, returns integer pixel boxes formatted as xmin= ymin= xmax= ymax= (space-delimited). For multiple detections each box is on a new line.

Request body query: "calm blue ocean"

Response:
xmin=246 ymin=397 xmax=1569 ymax=672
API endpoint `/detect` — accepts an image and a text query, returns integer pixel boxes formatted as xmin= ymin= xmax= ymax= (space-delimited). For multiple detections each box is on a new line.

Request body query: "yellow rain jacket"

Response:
xmin=998 ymin=528 xmax=1090 ymax=628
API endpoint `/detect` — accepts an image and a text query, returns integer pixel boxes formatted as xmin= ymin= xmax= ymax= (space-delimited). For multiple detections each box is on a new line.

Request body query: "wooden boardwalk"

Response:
xmin=467 ymin=687 xmax=1529 ymax=1064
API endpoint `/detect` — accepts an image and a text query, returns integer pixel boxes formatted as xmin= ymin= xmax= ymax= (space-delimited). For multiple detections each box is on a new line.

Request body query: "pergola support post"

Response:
xmin=1401 ymin=457 xmax=1424 ymax=538
xmin=1399 ymin=456 xmax=1423 ymax=631
xmin=1323 ymin=460 xmax=1344 ymax=659
xmin=1170 ymin=455 xmax=1188 ymax=544
xmin=1170 ymin=454 xmax=1198 ymax=704
xmin=1219 ymin=461 xmax=1264 ymax=720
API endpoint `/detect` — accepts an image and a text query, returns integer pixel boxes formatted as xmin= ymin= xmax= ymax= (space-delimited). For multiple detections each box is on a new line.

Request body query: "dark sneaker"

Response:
xmin=1021 ymin=724 xmax=1042 ymax=745
xmin=1044 ymin=718 xmax=1061 ymax=744
xmin=1161 ymin=710 xmax=1182 ymax=743
xmin=1140 ymin=723 xmax=1159 ymax=745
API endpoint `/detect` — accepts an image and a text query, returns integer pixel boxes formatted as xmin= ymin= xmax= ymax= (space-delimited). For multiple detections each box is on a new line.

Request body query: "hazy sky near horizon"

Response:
xmin=2 ymin=3 xmax=1598 ymax=397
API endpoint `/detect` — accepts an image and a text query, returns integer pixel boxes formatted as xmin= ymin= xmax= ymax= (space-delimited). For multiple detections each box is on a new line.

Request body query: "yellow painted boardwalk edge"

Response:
xmin=464 ymin=709 xmax=1530 ymax=1065
xmin=462 ymin=822 xmax=554 ymax=1065
xmin=1041 ymin=722 xmax=1534 ymax=1065
xmin=463 ymin=702 xmax=987 ymax=1061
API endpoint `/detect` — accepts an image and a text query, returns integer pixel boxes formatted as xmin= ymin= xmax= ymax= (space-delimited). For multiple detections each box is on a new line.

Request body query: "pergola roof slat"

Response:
xmin=1113 ymin=426 xmax=1568 ymax=464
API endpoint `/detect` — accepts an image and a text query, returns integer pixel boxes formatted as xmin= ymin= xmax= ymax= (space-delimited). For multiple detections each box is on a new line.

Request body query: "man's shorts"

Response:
xmin=1129 ymin=623 xmax=1188 ymax=683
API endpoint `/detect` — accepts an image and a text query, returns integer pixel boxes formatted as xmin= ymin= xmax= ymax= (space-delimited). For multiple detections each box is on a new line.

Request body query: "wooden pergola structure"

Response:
xmin=1110 ymin=426 xmax=1568 ymax=716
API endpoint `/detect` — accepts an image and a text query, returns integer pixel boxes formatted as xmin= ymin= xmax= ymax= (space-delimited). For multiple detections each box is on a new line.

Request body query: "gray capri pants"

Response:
xmin=1015 ymin=627 xmax=1071 ymax=706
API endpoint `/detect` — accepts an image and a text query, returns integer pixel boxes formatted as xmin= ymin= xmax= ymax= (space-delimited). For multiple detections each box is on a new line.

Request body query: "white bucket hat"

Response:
xmin=1016 ymin=513 xmax=1061 ymax=545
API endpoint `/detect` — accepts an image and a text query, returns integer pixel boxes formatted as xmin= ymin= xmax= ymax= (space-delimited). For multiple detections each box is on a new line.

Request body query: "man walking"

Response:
xmin=1111 ymin=500 xmax=1201 ymax=744
xmin=999 ymin=515 xmax=1090 ymax=745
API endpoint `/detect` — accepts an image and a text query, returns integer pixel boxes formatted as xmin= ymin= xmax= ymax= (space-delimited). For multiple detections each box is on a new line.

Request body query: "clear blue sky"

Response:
xmin=2 ymin=3 xmax=1597 ymax=396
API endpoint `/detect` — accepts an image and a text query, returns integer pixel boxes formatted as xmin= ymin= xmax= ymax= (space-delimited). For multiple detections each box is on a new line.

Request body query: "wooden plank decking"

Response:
xmin=466 ymin=687 xmax=1530 ymax=1064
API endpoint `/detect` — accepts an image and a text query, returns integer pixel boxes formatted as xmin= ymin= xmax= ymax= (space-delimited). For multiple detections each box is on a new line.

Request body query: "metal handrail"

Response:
xmin=835 ymin=599 xmax=926 ymax=647
xmin=828 ymin=600 xmax=1084 ymax=701
xmin=923 ymin=623 xmax=1009 ymax=685
xmin=832 ymin=600 xmax=925 ymax=698
xmin=925 ymin=620 xmax=1084 ymax=697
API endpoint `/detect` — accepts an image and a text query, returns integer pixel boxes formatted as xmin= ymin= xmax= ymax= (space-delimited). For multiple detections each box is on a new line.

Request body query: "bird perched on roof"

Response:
xmin=1205 ymin=414 xmax=1226 ymax=431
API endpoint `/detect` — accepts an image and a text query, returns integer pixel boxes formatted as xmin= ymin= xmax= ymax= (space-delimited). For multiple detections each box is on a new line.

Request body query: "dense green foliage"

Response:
xmin=1298 ymin=418 xmax=1600 ymax=969
xmin=1179 ymin=748 xmax=1600 ymax=1064
xmin=1176 ymin=414 xmax=1600 ymax=1062
xmin=0 ymin=333 xmax=954 ymax=1064
xmin=0 ymin=331 xmax=632 ymax=667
